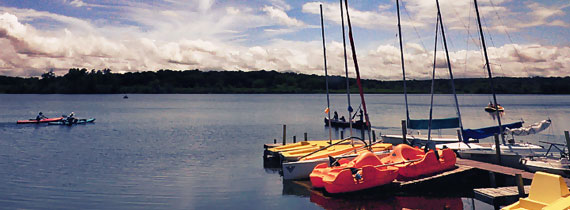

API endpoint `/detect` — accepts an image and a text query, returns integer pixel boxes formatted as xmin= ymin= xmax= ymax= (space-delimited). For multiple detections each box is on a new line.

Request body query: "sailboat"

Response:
xmin=381 ymin=0 xmax=468 ymax=145
xmin=436 ymin=0 xmax=547 ymax=169
xmin=281 ymin=3 xmax=392 ymax=180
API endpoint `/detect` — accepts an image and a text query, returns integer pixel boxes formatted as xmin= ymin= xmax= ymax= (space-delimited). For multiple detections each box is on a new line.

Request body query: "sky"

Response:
xmin=0 ymin=0 xmax=568 ymax=80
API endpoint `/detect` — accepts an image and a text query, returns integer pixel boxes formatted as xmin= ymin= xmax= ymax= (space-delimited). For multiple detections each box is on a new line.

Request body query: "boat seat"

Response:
xmin=542 ymin=195 xmax=570 ymax=210
xmin=502 ymin=172 xmax=570 ymax=210
xmin=381 ymin=144 xmax=424 ymax=164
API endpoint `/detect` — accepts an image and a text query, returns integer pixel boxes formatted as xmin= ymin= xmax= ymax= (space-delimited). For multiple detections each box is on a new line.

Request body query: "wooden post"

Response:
xmin=340 ymin=131 xmax=344 ymax=139
xmin=304 ymin=132 xmax=308 ymax=141
xmin=293 ymin=135 xmax=296 ymax=143
xmin=372 ymin=130 xmax=376 ymax=142
xmin=564 ymin=131 xmax=570 ymax=154
xmin=282 ymin=124 xmax=286 ymax=145
xmin=489 ymin=171 xmax=496 ymax=188
xmin=456 ymin=130 xmax=462 ymax=142
xmin=515 ymin=174 xmax=525 ymax=197
xmin=274 ymin=139 xmax=276 ymax=144
xmin=401 ymin=120 xmax=408 ymax=144
xmin=494 ymin=134 xmax=502 ymax=165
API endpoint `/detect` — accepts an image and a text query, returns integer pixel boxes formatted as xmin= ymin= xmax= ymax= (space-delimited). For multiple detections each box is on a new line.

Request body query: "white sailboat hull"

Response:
xmin=381 ymin=134 xmax=460 ymax=145
xmin=523 ymin=157 xmax=570 ymax=176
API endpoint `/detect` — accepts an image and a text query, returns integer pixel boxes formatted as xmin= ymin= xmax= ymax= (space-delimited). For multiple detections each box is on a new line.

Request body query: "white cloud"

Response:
xmin=262 ymin=6 xmax=305 ymax=27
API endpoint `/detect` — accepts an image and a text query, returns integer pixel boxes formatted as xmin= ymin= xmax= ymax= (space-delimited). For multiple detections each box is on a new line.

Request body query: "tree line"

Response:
xmin=0 ymin=68 xmax=568 ymax=94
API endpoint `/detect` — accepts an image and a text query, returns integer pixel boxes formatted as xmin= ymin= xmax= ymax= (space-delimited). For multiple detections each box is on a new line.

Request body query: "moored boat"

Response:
xmin=380 ymin=144 xmax=456 ymax=180
xmin=282 ymin=143 xmax=392 ymax=180
xmin=310 ymin=150 xmax=399 ymax=194
xmin=17 ymin=117 xmax=64 ymax=124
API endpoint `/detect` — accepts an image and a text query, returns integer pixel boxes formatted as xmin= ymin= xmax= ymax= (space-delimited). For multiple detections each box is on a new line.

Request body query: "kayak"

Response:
xmin=17 ymin=117 xmax=63 ymax=124
xmin=48 ymin=118 xmax=96 ymax=125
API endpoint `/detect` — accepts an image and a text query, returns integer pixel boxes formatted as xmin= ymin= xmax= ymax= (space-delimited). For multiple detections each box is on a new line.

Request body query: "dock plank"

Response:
xmin=456 ymin=158 xmax=570 ymax=185
xmin=474 ymin=186 xmax=530 ymax=206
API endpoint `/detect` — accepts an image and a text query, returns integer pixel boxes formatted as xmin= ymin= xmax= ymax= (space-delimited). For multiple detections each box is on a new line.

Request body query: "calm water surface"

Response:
xmin=1 ymin=94 xmax=568 ymax=209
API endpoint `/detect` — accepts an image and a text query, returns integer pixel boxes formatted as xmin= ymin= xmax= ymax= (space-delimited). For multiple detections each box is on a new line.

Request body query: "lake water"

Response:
xmin=1 ymin=94 xmax=568 ymax=209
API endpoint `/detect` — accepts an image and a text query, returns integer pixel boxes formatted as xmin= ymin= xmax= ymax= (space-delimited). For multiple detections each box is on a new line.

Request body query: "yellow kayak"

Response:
xmin=268 ymin=140 xmax=341 ymax=153
xmin=281 ymin=143 xmax=392 ymax=162
xmin=300 ymin=143 xmax=392 ymax=161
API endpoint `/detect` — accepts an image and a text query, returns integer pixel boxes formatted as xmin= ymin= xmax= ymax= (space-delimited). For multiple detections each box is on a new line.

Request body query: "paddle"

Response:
xmin=297 ymin=136 xmax=368 ymax=161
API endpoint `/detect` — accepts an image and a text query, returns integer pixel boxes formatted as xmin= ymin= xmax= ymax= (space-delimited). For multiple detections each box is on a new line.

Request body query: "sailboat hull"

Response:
xmin=381 ymin=134 xmax=460 ymax=145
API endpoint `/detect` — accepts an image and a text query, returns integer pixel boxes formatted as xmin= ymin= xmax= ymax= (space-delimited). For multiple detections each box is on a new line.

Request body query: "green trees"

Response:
xmin=0 ymin=69 xmax=568 ymax=94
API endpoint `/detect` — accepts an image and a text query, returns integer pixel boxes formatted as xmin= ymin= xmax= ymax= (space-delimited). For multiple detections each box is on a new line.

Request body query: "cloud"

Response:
xmin=262 ymin=6 xmax=305 ymax=27
xmin=0 ymin=1 xmax=568 ymax=80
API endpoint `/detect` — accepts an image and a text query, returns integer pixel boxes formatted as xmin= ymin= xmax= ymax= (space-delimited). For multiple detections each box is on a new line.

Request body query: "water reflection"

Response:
xmin=310 ymin=192 xmax=463 ymax=210
xmin=283 ymin=180 xmax=464 ymax=210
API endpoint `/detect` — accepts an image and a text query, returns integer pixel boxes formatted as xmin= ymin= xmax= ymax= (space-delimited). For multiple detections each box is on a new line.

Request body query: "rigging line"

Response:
xmin=339 ymin=0 xmax=354 ymax=144
xmin=396 ymin=0 xmax=410 ymax=125
xmin=428 ymin=13 xmax=440 ymax=142
xmin=344 ymin=0 xmax=372 ymax=145
xmin=474 ymin=0 xmax=506 ymax=145
xmin=320 ymin=4 xmax=332 ymax=143
xmin=488 ymin=0 xmax=530 ymax=77
xmin=436 ymin=0 xmax=465 ymax=139
xmin=449 ymin=1 xmax=481 ymax=54
xmin=481 ymin=14 xmax=505 ymax=77
xmin=400 ymin=1 xmax=427 ymax=51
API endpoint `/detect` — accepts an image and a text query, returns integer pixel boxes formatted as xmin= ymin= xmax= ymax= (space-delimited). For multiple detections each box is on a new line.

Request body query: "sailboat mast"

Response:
xmin=428 ymin=14 xmax=440 ymax=142
xmin=396 ymin=0 xmax=410 ymax=125
xmin=344 ymin=0 xmax=372 ymax=144
xmin=320 ymin=4 xmax=332 ymax=143
xmin=474 ymin=0 xmax=505 ymax=144
xmin=339 ymin=0 xmax=353 ymax=140
xmin=396 ymin=0 xmax=410 ymax=122
xmin=435 ymin=0 xmax=465 ymax=139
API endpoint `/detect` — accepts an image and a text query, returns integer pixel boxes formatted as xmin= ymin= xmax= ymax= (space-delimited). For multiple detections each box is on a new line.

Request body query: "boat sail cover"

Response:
xmin=462 ymin=121 xmax=523 ymax=141
xmin=505 ymin=119 xmax=551 ymax=136
xmin=407 ymin=117 xmax=460 ymax=130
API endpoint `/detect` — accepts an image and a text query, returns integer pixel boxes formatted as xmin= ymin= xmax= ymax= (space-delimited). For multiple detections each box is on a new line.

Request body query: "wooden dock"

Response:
xmin=474 ymin=186 xmax=530 ymax=207
xmin=456 ymin=158 xmax=570 ymax=185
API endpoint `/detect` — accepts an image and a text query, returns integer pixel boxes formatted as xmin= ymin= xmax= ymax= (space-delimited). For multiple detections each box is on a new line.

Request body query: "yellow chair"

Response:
xmin=502 ymin=172 xmax=570 ymax=210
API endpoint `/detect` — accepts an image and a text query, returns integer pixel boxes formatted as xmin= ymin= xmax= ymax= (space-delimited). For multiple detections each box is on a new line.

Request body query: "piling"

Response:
xmin=282 ymin=125 xmax=287 ymax=145
xmin=401 ymin=120 xmax=407 ymax=144
xmin=489 ymin=171 xmax=496 ymax=188
xmin=340 ymin=131 xmax=344 ymax=139
xmin=372 ymin=130 xmax=376 ymax=142
xmin=293 ymin=136 xmax=296 ymax=143
xmin=494 ymin=134 xmax=501 ymax=165
xmin=515 ymin=174 xmax=525 ymax=197
xmin=565 ymin=131 xmax=570 ymax=155
xmin=304 ymin=132 xmax=307 ymax=141
xmin=274 ymin=139 xmax=276 ymax=144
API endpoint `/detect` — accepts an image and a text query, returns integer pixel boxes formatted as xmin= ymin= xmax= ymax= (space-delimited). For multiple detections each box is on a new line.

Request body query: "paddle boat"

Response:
xmin=17 ymin=117 xmax=64 ymax=124
xmin=282 ymin=142 xmax=392 ymax=180
xmin=310 ymin=150 xmax=399 ymax=194
xmin=502 ymin=171 xmax=570 ymax=210
xmin=380 ymin=144 xmax=456 ymax=180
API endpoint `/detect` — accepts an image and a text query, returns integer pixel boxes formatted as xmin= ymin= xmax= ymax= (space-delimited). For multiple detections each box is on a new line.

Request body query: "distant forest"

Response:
xmin=0 ymin=68 xmax=569 ymax=94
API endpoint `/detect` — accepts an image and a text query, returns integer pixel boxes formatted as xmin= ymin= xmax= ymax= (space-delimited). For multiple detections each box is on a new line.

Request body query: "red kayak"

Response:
xmin=17 ymin=117 xmax=64 ymax=124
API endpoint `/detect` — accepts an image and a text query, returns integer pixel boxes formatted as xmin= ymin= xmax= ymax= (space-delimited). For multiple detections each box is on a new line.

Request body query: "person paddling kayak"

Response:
xmin=66 ymin=112 xmax=77 ymax=125
xmin=36 ymin=112 xmax=47 ymax=121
